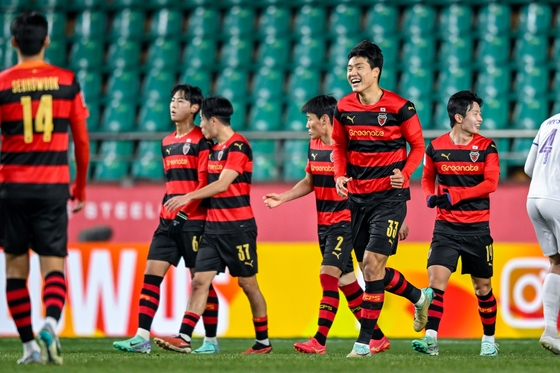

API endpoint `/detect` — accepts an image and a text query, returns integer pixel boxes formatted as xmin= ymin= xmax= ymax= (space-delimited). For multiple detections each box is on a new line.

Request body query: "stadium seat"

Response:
xmin=220 ymin=36 xmax=253 ymax=68
xmin=99 ymin=100 xmax=136 ymax=132
xmin=398 ymin=66 xmax=434 ymax=101
xmin=106 ymin=39 xmax=141 ymax=70
xmin=69 ymin=39 xmax=103 ymax=70
xmin=182 ymin=37 xmax=217 ymax=69
xmin=138 ymin=99 xmax=170 ymax=132
xmin=35 ymin=0 xmax=69 ymax=10
xmin=411 ymin=99 xmax=432 ymax=130
xmin=371 ymin=34 xmax=398 ymax=65
xmin=476 ymin=34 xmax=509 ymax=66
xmin=324 ymin=66 xmax=350 ymax=100
xmin=517 ymin=3 xmax=551 ymax=35
xmin=143 ymin=69 xmax=176 ymax=102
xmin=0 ymin=1 xmax=26 ymax=12
xmin=251 ymin=140 xmax=278 ymax=182
xmin=436 ymin=66 xmax=473 ymax=101
xmin=77 ymin=69 xmax=102 ymax=104
xmin=327 ymin=35 xmax=361 ymax=70
xmin=432 ymin=101 xmax=451 ymax=130
xmin=258 ymin=6 xmax=290 ymax=36
xmin=476 ymin=3 xmax=510 ymax=35
xmin=0 ymin=42 xmax=17 ymax=70
xmin=293 ymin=36 xmax=326 ymax=68
xmin=94 ymin=140 xmax=133 ymax=181
xmin=401 ymin=35 xmax=436 ymax=67
xmin=222 ymin=6 xmax=255 ymax=36
xmin=380 ymin=66 xmax=397 ymax=93
xmin=247 ymin=100 xmax=283 ymax=131
xmin=438 ymin=35 xmax=473 ymax=66
xmin=105 ymin=69 xmax=140 ymax=102
xmin=363 ymin=3 xmax=398 ymax=37
xmin=475 ymin=65 xmax=510 ymax=98
xmin=105 ymin=0 xmax=144 ymax=10
xmin=44 ymin=40 xmax=67 ymax=67
xmin=551 ymin=38 xmax=560 ymax=70
xmin=284 ymin=101 xmax=307 ymax=132
xmin=512 ymin=98 xmax=548 ymax=130
xmin=71 ymin=0 xmax=106 ymax=9
xmin=229 ymin=99 xmax=247 ymax=130
xmin=294 ymin=5 xmax=326 ymax=36
xmin=328 ymin=4 xmax=361 ymax=36
xmin=283 ymin=140 xmax=308 ymax=181
xmin=288 ymin=67 xmax=320 ymax=103
xmin=481 ymin=97 xmax=509 ymax=130
xmin=148 ymin=8 xmax=182 ymax=39
xmin=438 ymin=4 xmax=472 ymax=37
xmin=131 ymin=140 xmax=164 ymax=181
xmin=86 ymin=101 xmax=100 ymax=133
xmin=513 ymin=33 xmax=547 ymax=67
xmin=186 ymin=7 xmax=219 ymax=37
xmin=45 ymin=12 xmax=66 ymax=39
xmin=252 ymin=66 xmax=284 ymax=101
xmin=146 ymin=38 xmax=180 ymax=69
xmin=214 ymin=68 xmax=248 ymax=101
xmin=110 ymin=9 xmax=145 ymax=40
xmin=73 ymin=10 xmax=107 ymax=40
xmin=256 ymin=36 xmax=289 ymax=68
xmin=179 ymin=67 xmax=211 ymax=96
xmin=0 ymin=12 xmax=15 ymax=39
xmin=510 ymin=138 xmax=534 ymax=167
xmin=402 ymin=4 xmax=436 ymax=36
xmin=514 ymin=65 xmax=549 ymax=100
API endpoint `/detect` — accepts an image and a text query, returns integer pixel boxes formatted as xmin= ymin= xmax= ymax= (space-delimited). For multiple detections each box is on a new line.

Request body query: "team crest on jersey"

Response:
xmin=330 ymin=151 xmax=334 ymax=162
xmin=183 ymin=140 xmax=191 ymax=155
xmin=378 ymin=113 xmax=387 ymax=126
xmin=218 ymin=150 xmax=224 ymax=160
xmin=469 ymin=150 xmax=479 ymax=162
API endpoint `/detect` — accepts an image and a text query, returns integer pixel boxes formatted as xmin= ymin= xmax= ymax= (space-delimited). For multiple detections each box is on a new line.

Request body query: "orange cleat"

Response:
xmin=153 ymin=336 xmax=191 ymax=353
xmin=369 ymin=335 xmax=391 ymax=354
xmin=242 ymin=343 xmax=273 ymax=354
xmin=294 ymin=337 xmax=326 ymax=355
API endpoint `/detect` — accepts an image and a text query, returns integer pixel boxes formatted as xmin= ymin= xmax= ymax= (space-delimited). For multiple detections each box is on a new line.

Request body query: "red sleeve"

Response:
xmin=421 ymin=150 xmax=437 ymax=200
xmin=224 ymin=147 xmax=247 ymax=174
xmin=69 ymin=118 xmax=90 ymax=201
xmin=332 ymin=110 xmax=348 ymax=180
xmin=450 ymin=152 xmax=500 ymax=203
xmin=402 ymin=134 xmax=424 ymax=181
xmin=180 ymin=147 xmax=209 ymax=215
xmin=305 ymin=160 xmax=310 ymax=174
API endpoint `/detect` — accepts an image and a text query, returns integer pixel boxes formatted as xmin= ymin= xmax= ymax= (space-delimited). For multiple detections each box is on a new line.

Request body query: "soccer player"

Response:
xmin=332 ymin=40 xmax=433 ymax=358
xmin=0 ymin=12 xmax=90 ymax=365
xmin=113 ymin=84 xmax=220 ymax=355
xmin=159 ymin=96 xmax=272 ymax=354
xmin=524 ymin=112 xmax=560 ymax=354
xmin=413 ymin=90 xmax=500 ymax=357
xmin=263 ymin=94 xmax=400 ymax=354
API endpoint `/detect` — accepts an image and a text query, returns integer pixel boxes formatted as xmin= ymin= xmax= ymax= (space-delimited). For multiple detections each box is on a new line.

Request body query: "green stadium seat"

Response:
xmin=35 ymin=0 xmax=69 ymax=10
xmin=0 ymin=12 xmax=15 ymax=39
xmin=247 ymin=100 xmax=282 ymax=131
xmin=182 ymin=37 xmax=217 ymax=69
xmin=110 ymin=9 xmax=145 ymax=40
xmin=73 ymin=11 xmax=107 ymax=40
xmin=514 ymin=65 xmax=549 ymax=100
xmin=252 ymin=66 xmax=284 ymax=101
xmin=551 ymin=38 xmax=560 ymax=70
xmin=251 ymin=140 xmax=278 ymax=182
xmin=363 ymin=4 xmax=398 ymax=37
xmin=138 ymin=100 xmax=170 ymax=132
xmin=45 ymin=12 xmax=67 ymax=39
xmin=476 ymin=65 xmax=510 ymax=98
xmin=229 ymin=99 xmax=247 ymax=130
xmin=107 ymin=39 xmax=141 ymax=70
xmin=94 ymin=140 xmax=133 ymax=181
xmin=402 ymin=4 xmax=436 ymax=36
xmin=148 ymin=0 xmax=177 ymax=7
xmin=293 ymin=36 xmax=326 ymax=68
xmin=69 ymin=39 xmax=103 ymax=70
xmin=143 ymin=69 xmax=176 ymax=102
xmin=77 ymin=69 xmax=102 ymax=104
xmin=214 ymin=68 xmax=248 ymax=101
xmin=328 ymin=35 xmax=361 ymax=70
xmin=100 ymin=100 xmax=136 ymax=132
xmin=481 ymin=97 xmax=509 ymax=130
xmin=438 ymin=35 xmax=473 ymax=66
xmin=436 ymin=66 xmax=472 ymax=101
xmin=517 ymin=3 xmax=551 ymax=35
xmin=86 ymin=101 xmax=100 ymax=133
xmin=148 ymin=8 xmax=182 ymax=39
xmin=44 ymin=40 xmax=67 ymax=67
xmin=284 ymin=101 xmax=306 ymax=132
xmin=258 ymin=6 xmax=290 ymax=36
xmin=432 ymin=101 xmax=450 ymax=130
xmin=71 ymin=0 xmax=106 ymax=9
xmin=398 ymin=66 xmax=434 ymax=101
xmin=146 ymin=38 xmax=180 ymax=69
xmin=256 ymin=36 xmax=289 ymax=68
xmin=411 ymin=99 xmax=432 ymax=130
xmin=294 ymin=5 xmax=326 ymax=36
xmin=438 ymin=4 xmax=472 ymax=36
xmin=380 ymin=66 xmax=397 ymax=93
xmin=105 ymin=69 xmax=140 ymax=101
xmin=512 ymin=98 xmax=548 ymax=130
xmin=132 ymin=140 xmax=164 ymax=181
xmin=288 ymin=67 xmax=320 ymax=103
xmin=324 ymin=66 xmax=350 ymax=100
xmin=105 ymin=0 xmax=144 ymax=10
xmin=283 ymin=140 xmax=308 ymax=181
xmin=402 ymin=35 xmax=436 ymax=67
xmin=510 ymin=138 xmax=534 ymax=167
xmin=220 ymin=36 xmax=253 ymax=68
xmin=179 ymin=67 xmax=211 ymax=96
xmin=476 ymin=3 xmax=510 ymax=35
xmin=0 ymin=1 xmax=26 ymax=11
xmin=329 ymin=4 xmax=361 ymax=36
xmin=552 ymin=71 xmax=560 ymax=101
xmin=371 ymin=34 xmax=398 ymax=65
xmin=476 ymin=34 xmax=509 ymax=65
xmin=222 ymin=6 xmax=255 ymax=36
xmin=514 ymin=34 xmax=547 ymax=67
xmin=186 ymin=7 xmax=219 ymax=37
xmin=0 ymin=42 xmax=17 ymax=70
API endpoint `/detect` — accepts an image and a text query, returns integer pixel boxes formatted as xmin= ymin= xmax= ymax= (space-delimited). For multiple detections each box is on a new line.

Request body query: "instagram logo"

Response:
xmin=500 ymin=257 xmax=549 ymax=328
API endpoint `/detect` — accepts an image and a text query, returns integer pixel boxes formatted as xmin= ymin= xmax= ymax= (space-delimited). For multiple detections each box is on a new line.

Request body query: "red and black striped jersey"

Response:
xmin=422 ymin=133 xmax=500 ymax=235
xmin=160 ymin=126 xmax=210 ymax=230
xmin=205 ymin=132 xmax=256 ymax=234
xmin=332 ymin=90 xmax=424 ymax=205
xmin=305 ymin=138 xmax=350 ymax=235
xmin=0 ymin=61 xmax=89 ymax=199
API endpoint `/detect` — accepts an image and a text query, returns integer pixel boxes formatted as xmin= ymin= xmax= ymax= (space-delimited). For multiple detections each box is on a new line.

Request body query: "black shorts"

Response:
xmin=428 ymin=233 xmax=494 ymax=278
xmin=147 ymin=229 xmax=203 ymax=268
xmin=319 ymin=229 xmax=354 ymax=274
xmin=1 ymin=198 xmax=68 ymax=257
xmin=351 ymin=201 xmax=407 ymax=257
xmin=195 ymin=230 xmax=258 ymax=277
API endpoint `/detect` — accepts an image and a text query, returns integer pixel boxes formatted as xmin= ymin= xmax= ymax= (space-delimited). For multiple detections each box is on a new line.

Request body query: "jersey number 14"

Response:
xmin=20 ymin=94 xmax=54 ymax=143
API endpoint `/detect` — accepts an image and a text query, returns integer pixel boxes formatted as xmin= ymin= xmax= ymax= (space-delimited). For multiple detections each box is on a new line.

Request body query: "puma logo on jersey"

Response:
xmin=388 ymin=239 xmax=394 ymax=246
xmin=311 ymin=153 xmax=317 ymax=160
xmin=244 ymin=260 xmax=254 ymax=267
xmin=166 ymin=148 xmax=171 ymax=154
xmin=441 ymin=153 xmax=450 ymax=161
xmin=234 ymin=142 xmax=244 ymax=150
xmin=333 ymin=251 xmax=342 ymax=259
xmin=346 ymin=115 xmax=355 ymax=123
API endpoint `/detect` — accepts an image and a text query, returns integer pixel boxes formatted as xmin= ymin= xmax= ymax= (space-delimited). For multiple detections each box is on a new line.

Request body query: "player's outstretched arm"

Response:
xmin=263 ymin=173 xmax=314 ymax=209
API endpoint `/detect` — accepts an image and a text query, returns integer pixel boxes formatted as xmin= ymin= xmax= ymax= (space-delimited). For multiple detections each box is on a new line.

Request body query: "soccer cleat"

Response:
xmin=540 ymin=335 xmax=560 ymax=355
xmin=38 ymin=324 xmax=63 ymax=364
xmin=17 ymin=351 xmax=43 ymax=365
xmin=414 ymin=287 xmax=434 ymax=332
xmin=346 ymin=342 xmax=371 ymax=358
xmin=192 ymin=340 xmax=220 ymax=354
xmin=369 ymin=335 xmax=391 ymax=354
xmin=113 ymin=335 xmax=151 ymax=354
xmin=294 ymin=337 xmax=326 ymax=355
xmin=411 ymin=335 xmax=439 ymax=356
xmin=242 ymin=342 xmax=273 ymax=354
xmin=153 ymin=336 xmax=191 ymax=353
xmin=480 ymin=341 xmax=499 ymax=356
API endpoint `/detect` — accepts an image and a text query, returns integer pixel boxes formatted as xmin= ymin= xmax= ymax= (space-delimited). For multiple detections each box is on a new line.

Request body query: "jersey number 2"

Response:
xmin=20 ymin=95 xmax=53 ymax=143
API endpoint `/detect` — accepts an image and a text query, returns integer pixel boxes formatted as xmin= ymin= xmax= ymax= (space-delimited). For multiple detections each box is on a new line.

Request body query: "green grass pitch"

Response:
xmin=0 ymin=338 xmax=555 ymax=373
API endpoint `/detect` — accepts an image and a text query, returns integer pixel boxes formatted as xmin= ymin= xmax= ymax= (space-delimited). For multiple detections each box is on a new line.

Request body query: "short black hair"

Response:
xmin=348 ymin=40 xmax=384 ymax=81
xmin=11 ymin=11 xmax=48 ymax=56
xmin=447 ymin=90 xmax=484 ymax=128
xmin=200 ymin=96 xmax=233 ymax=126
xmin=171 ymin=84 xmax=203 ymax=119
xmin=301 ymin=95 xmax=337 ymax=124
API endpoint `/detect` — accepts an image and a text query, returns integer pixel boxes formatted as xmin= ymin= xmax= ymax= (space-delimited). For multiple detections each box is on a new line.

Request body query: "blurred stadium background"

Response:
xmin=2 ymin=0 xmax=559 ymax=183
